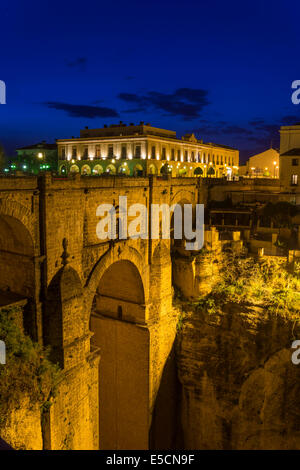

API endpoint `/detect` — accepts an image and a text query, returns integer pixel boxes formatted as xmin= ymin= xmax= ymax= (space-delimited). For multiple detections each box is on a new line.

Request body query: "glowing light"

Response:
xmin=251 ymin=167 xmax=255 ymax=170
xmin=112 ymin=159 xmax=115 ymax=163
xmin=37 ymin=152 xmax=43 ymax=159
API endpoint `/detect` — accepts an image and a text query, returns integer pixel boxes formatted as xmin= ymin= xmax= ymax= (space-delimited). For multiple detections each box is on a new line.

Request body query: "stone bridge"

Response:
xmin=0 ymin=173 xmax=283 ymax=449
xmin=0 ymin=173 xmax=211 ymax=449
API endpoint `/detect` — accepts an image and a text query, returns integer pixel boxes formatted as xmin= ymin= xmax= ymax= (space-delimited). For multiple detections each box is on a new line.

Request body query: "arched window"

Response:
xmin=81 ymin=165 xmax=91 ymax=175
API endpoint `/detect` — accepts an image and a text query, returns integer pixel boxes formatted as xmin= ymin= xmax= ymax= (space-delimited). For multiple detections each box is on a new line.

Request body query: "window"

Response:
xmin=61 ymin=147 xmax=65 ymax=159
xmin=291 ymin=174 xmax=298 ymax=185
xmin=83 ymin=147 xmax=88 ymax=159
xmin=72 ymin=147 xmax=77 ymax=158
xmin=292 ymin=158 xmax=299 ymax=166
xmin=108 ymin=146 xmax=113 ymax=158
xmin=171 ymin=149 xmax=175 ymax=160
xmin=151 ymin=146 xmax=156 ymax=159
xmin=135 ymin=145 xmax=141 ymax=158
xmin=216 ymin=155 xmax=219 ymax=165
xmin=177 ymin=149 xmax=180 ymax=161
xmin=191 ymin=151 xmax=194 ymax=162
xmin=162 ymin=147 xmax=166 ymax=159
xmin=197 ymin=152 xmax=200 ymax=163
xmin=95 ymin=145 xmax=101 ymax=158
xmin=184 ymin=150 xmax=188 ymax=162
xmin=121 ymin=145 xmax=127 ymax=159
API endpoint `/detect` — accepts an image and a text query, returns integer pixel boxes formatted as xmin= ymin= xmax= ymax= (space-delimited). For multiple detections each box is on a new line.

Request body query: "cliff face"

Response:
xmin=177 ymin=303 xmax=300 ymax=449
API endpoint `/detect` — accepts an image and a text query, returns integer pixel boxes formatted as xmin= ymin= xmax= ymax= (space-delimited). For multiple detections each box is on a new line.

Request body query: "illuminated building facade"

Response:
xmin=11 ymin=142 xmax=58 ymax=174
xmin=280 ymin=124 xmax=300 ymax=194
xmin=239 ymin=147 xmax=279 ymax=178
xmin=57 ymin=122 xmax=239 ymax=178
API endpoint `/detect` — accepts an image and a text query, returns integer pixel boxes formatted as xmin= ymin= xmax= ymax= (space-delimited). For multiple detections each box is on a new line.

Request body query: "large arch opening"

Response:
xmin=0 ymin=214 xmax=36 ymax=336
xmin=90 ymin=259 xmax=149 ymax=449
xmin=92 ymin=260 xmax=145 ymax=322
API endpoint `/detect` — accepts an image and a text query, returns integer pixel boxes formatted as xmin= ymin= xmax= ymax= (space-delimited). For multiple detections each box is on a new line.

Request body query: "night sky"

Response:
xmin=1 ymin=0 xmax=300 ymax=162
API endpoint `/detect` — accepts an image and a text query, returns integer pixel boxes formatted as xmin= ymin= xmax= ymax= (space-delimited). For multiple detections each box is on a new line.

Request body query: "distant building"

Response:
xmin=57 ymin=122 xmax=239 ymax=177
xmin=239 ymin=148 xmax=279 ymax=178
xmin=7 ymin=142 xmax=58 ymax=174
xmin=279 ymin=124 xmax=300 ymax=194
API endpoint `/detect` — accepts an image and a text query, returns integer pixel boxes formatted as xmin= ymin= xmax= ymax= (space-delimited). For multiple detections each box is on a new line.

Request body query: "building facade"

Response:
xmin=280 ymin=124 xmax=300 ymax=197
xmin=11 ymin=142 xmax=58 ymax=174
xmin=239 ymin=147 xmax=279 ymax=178
xmin=57 ymin=122 xmax=239 ymax=178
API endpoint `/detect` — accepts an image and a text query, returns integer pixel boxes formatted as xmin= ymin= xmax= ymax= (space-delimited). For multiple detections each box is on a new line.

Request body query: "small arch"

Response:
xmin=133 ymin=164 xmax=144 ymax=177
xmin=81 ymin=164 xmax=91 ymax=175
xmin=106 ymin=164 xmax=116 ymax=175
xmin=70 ymin=164 xmax=80 ymax=173
xmin=148 ymin=164 xmax=157 ymax=175
xmin=60 ymin=165 xmax=67 ymax=175
xmin=207 ymin=166 xmax=215 ymax=176
xmin=160 ymin=163 xmax=171 ymax=175
xmin=93 ymin=164 xmax=104 ymax=175
xmin=194 ymin=167 xmax=203 ymax=176
xmin=118 ymin=163 xmax=130 ymax=175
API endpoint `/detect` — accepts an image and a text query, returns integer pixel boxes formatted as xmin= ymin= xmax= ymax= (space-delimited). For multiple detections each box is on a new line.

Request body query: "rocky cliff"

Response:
xmin=177 ymin=302 xmax=300 ymax=449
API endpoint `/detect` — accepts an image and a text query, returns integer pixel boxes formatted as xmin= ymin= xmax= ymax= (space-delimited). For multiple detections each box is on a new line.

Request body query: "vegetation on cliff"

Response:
xmin=0 ymin=306 xmax=61 ymax=426
xmin=188 ymin=254 xmax=300 ymax=323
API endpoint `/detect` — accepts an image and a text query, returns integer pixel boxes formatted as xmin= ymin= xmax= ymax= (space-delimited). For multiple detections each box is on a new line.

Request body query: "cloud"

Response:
xmin=118 ymin=88 xmax=210 ymax=120
xmin=281 ymin=115 xmax=300 ymax=124
xmin=66 ymin=57 xmax=87 ymax=68
xmin=44 ymin=102 xmax=119 ymax=118
xmin=188 ymin=122 xmax=253 ymax=138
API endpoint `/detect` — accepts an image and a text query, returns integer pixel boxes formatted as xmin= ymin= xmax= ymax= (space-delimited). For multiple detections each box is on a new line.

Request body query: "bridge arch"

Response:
xmin=0 ymin=198 xmax=36 ymax=250
xmin=87 ymin=246 xmax=150 ymax=449
xmin=85 ymin=245 xmax=148 ymax=311
xmin=0 ymin=205 xmax=38 ymax=337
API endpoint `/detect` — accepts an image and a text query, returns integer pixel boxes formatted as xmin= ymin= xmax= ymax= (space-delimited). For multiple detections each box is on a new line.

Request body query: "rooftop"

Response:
xmin=58 ymin=122 xmax=238 ymax=151
xmin=280 ymin=148 xmax=300 ymax=157
xmin=17 ymin=142 xmax=57 ymax=151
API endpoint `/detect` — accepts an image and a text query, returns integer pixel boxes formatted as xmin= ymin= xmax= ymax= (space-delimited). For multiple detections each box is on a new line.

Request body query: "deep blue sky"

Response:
xmin=1 ymin=0 xmax=300 ymax=162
